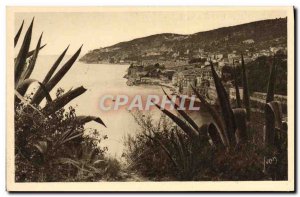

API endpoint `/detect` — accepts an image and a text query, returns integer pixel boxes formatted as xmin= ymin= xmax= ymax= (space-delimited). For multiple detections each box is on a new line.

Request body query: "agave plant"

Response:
xmin=15 ymin=18 xmax=106 ymax=123
xmin=241 ymin=54 xmax=251 ymax=120
xmin=152 ymin=52 xmax=287 ymax=180
xmin=154 ymin=61 xmax=248 ymax=150
xmin=263 ymin=55 xmax=287 ymax=146
xmin=232 ymin=60 xmax=242 ymax=108
xmin=14 ymin=19 xmax=106 ymax=179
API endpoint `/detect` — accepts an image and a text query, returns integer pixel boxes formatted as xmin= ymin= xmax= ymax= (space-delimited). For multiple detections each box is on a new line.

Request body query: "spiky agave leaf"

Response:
xmin=43 ymin=45 xmax=70 ymax=84
xmin=233 ymin=108 xmax=247 ymax=144
xmin=210 ymin=62 xmax=236 ymax=146
xmin=14 ymin=44 xmax=46 ymax=62
xmin=93 ymin=160 xmax=105 ymax=165
xmin=264 ymin=102 xmax=276 ymax=146
xmin=26 ymin=44 xmax=47 ymax=58
xmin=56 ymin=127 xmax=95 ymax=152
xmin=55 ymin=158 xmax=83 ymax=170
xmin=16 ymin=79 xmax=52 ymax=103
xmin=175 ymin=129 xmax=188 ymax=157
xmin=14 ymin=20 xmax=24 ymax=47
xmin=144 ymin=132 xmax=180 ymax=171
xmin=42 ymin=86 xmax=86 ymax=115
xmin=19 ymin=32 xmax=43 ymax=84
xmin=60 ymin=132 xmax=83 ymax=145
xmin=153 ymin=103 xmax=199 ymax=139
xmin=161 ymin=87 xmax=199 ymax=132
xmin=204 ymin=123 xmax=224 ymax=149
xmin=15 ymin=18 xmax=34 ymax=85
xmin=265 ymin=101 xmax=284 ymax=146
xmin=232 ymin=61 xmax=241 ymax=108
xmin=170 ymin=130 xmax=185 ymax=168
xmin=31 ymin=45 xmax=69 ymax=104
xmin=55 ymin=128 xmax=76 ymax=148
xmin=14 ymin=90 xmax=45 ymax=117
xmin=32 ymin=45 xmax=82 ymax=105
xmin=191 ymin=84 xmax=228 ymax=147
xmin=75 ymin=115 xmax=106 ymax=127
xmin=241 ymin=54 xmax=251 ymax=120
xmin=45 ymin=45 xmax=82 ymax=90
xmin=266 ymin=55 xmax=277 ymax=103
xmin=34 ymin=141 xmax=48 ymax=155
xmin=270 ymin=101 xmax=283 ymax=131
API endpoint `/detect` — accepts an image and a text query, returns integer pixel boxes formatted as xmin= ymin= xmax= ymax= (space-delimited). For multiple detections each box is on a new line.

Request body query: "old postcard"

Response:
xmin=6 ymin=6 xmax=294 ymax=191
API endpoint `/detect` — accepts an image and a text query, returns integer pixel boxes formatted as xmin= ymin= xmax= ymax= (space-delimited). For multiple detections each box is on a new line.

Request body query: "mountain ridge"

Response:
xmin=80 ymin=18 xmax=287 ymax=64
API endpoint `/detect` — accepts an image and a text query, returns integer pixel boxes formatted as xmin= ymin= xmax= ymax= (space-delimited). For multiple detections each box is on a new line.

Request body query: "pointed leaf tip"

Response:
xmin=29 ymin=18 xmax=34 ymax=28
xmin=14 ymin=20 xmax=25 ymax=47
xmin=38 ymin=32 xmax=43 ymax=41
xmin=15 ymin=17 xmax=35 ymax=85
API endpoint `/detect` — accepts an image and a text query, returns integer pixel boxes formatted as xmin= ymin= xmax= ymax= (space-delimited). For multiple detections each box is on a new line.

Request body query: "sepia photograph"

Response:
xmin=6 ymin=6 xmax=294 ymax=191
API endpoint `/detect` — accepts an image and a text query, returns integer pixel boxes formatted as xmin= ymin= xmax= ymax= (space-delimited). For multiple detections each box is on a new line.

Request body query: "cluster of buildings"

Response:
xmin=125 ymin=64 xmax=176 ymax=86
xmin=119 ymin=44 xmax=287 ymax=67
xmin=188 ymin=46 xmax=287 ymax=67
xmin=126 ymin=61 xmax=232 ymax=104
xmin=171 ymin=65 xmax=239 ymax=104
xmin=125 ymin=45 xmax=287 ymax=106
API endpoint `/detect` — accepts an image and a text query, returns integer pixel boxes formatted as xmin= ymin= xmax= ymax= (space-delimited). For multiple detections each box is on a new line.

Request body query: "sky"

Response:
xmin=14 ymin=9 xmax=287 ymax=55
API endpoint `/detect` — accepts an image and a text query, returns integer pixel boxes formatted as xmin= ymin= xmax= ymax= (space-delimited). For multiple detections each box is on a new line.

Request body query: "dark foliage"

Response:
xmin=235 ymin=54 xmax=287 ymax=95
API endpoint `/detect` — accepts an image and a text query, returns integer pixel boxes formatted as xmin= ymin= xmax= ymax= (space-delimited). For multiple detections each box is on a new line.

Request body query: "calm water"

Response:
xmin=30 ymin=55 xmax=211 ymax=157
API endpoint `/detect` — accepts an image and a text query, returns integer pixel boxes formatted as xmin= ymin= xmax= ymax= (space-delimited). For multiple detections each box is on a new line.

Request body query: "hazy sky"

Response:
xmin=14 ymin=9 xmax=287 ymax=55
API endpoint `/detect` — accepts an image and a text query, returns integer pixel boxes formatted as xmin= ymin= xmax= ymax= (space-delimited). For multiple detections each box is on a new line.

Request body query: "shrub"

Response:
xmin=124 ymin=112 xmax=214 ymax=181
xmin=15 ymin=89 xmax=110 ymax=182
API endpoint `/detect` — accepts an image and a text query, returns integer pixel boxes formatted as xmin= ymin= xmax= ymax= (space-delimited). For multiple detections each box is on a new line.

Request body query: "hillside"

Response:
xmin=80 ymin=18 xmax=287 ymax=64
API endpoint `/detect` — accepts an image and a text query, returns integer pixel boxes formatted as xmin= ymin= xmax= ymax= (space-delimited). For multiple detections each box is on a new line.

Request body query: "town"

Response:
xmin=125 ymin=46 xmax=287 ymax=113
